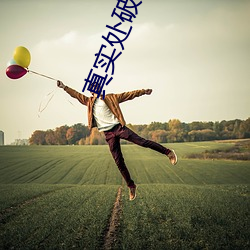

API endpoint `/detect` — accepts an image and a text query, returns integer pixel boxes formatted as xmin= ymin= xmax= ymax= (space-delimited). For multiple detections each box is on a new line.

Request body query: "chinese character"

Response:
xmin=82 ymin=69 xmax=113 ymax=98
xmin=112 ymin=0 xmax=142 ymax=23
xmin=102 ymin=22 xmax=132 ymax=50
xmin=93 ymin=44 xmax=122 ymax=75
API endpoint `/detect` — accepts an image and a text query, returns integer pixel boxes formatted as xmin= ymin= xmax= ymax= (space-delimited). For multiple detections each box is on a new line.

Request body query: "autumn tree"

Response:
xmin=239 ymin=118 xmax=250 ymax=138
xmin=45 ymin=129 xmax=57 ymax=145
xmin=167 ymin=119 xmax=184 ymax=142
xmin=150 ymin=129 xmax=167 ymax=143
xmin=147 ymin=122 xmax=168 ymax=131
xmin=54 ymin=125 xmax=68 ymax=145
xmin=29 ymin=118 xmax=250 ymax=145
xmin=66 ymin=127 xmax=75 ymax=144
xmin=86 ymin=128 xmax=106 ymax=145
xmin=29 ymin=130 xmax=46 ymax=145
xmin=66 ymin=123 xmax=90 ymax=145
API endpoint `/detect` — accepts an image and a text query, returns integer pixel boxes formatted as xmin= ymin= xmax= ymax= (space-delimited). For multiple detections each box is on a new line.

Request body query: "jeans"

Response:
xmin=104 ymin=124 xmax=171 ymax=187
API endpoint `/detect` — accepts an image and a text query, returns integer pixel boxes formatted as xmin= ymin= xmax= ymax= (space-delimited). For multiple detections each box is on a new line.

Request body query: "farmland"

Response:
xmin=0 ymin=141 xmax=249 ymax=249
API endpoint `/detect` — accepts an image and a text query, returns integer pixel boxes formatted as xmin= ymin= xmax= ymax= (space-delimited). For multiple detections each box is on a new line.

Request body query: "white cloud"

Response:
xmin=34 ymin=31 xmax=86 ymax=54
xmin=58 ymin=31 xmax=78 ymax=44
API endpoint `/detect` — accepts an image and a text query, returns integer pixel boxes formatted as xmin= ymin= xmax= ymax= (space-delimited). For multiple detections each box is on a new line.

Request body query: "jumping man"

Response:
xmin=57 ymin=81 xmax=177 ymax=201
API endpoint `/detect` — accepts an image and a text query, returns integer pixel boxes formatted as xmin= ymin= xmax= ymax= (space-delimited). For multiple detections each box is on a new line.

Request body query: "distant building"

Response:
xmin=0 ymin=131 xmax=4 ymax=145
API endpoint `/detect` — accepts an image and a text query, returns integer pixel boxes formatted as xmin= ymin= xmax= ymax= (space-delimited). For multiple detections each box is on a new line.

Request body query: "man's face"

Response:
xmin=91 ymin=82 xmax=97 ymax=96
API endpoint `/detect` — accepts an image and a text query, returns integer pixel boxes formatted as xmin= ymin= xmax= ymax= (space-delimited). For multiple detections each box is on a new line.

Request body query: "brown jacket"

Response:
xmin=64 ymin=86 xmax=147 ymax=130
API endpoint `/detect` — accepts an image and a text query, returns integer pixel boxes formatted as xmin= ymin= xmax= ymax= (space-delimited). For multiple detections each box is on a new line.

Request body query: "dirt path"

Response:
xmin=103 ymin=186 xmax=123 ymax=250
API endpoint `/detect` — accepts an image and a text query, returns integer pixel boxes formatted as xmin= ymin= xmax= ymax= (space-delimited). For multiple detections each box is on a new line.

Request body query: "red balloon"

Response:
xmin=6 ymin=65 xmax=27 ymax=79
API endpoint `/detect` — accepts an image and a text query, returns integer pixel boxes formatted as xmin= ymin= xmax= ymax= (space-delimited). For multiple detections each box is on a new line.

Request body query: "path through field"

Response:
xmin=104 ymin=186 xmax=122 ymax=250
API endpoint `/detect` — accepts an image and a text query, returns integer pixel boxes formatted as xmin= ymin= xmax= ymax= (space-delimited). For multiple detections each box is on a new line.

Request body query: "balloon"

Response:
xmin=6 ymin=65 xmax=27 ymax=79
xmin=13 ymin=46 xmax=31 ymax=68
xmin=7 ymin=58 xmax=17 ymax=67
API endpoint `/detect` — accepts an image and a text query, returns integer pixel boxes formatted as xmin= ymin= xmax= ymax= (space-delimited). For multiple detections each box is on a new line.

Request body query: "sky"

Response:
xmin=0 ymin=0 xmax=249 ymax=144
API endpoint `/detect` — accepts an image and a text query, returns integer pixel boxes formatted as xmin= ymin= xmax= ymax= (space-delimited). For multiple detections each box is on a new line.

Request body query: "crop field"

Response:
xmin=0 ymin=141 xmax=249 ymax=249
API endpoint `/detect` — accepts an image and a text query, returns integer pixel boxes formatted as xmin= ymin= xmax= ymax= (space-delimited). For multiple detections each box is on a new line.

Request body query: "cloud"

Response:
xmin=31 ymin=31 xmax=95 ymax=78
xmin=33 ymin=31 xmax=86 ymax=54
xmin=58 ymin=31 xmax=78 ymax=44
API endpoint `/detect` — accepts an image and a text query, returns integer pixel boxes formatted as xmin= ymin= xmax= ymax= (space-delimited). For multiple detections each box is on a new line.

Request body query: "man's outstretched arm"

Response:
xmin=57 ymin=80 xmax=89 ymax=106
xmin=116 ymin=88 xmax=153 ymax=103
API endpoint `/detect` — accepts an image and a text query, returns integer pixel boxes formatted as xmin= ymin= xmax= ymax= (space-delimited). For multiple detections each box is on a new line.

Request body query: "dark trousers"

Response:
xmin=104 ymin=124 xmax=171 ymax=187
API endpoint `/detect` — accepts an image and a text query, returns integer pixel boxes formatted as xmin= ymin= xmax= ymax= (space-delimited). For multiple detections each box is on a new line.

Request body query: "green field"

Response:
xmin=0 ymin=141 xmax=249 ymax=249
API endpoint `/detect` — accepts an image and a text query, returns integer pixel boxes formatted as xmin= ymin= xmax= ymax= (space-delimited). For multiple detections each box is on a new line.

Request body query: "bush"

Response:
xmin=186 ymin=140 xmax=250 ymax=161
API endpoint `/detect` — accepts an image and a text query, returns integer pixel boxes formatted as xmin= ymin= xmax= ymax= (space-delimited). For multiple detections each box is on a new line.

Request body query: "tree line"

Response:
xmin=29 ymin=118 xmax=250 ymax=145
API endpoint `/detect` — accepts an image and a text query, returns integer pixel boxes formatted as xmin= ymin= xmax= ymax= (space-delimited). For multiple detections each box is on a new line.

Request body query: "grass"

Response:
xmin=0 ymin=184 xmax=118 ymax=249
xmin=0 ymin=141 xmax=250 ymax=249
xmin=120 ymin=184 xmax=250 ymax=250
xmin=186 ymin=140 xmax=250 ymax=161
xmin=0 ymin=145 xmax=121 ymax=185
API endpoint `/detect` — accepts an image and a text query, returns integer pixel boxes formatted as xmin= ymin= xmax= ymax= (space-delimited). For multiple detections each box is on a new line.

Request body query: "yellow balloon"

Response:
xmin=13 ymin=46 xmax=31 ymax=68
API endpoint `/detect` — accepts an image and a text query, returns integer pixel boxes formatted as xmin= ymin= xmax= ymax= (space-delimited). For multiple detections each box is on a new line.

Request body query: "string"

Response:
xmin=28 ymin=69 xmax=58 ymax=81
xmin=26 ymin=69 xmax=58 ymax=117
xmin=38 ymin=88 xmax=58 ymax=118
xmin=27 ymin=69 xmax=77 ymax=116
xmin=67 ymin=99 xmax=75 ymax=106
xmin=37 ymin=89 xmax=77 ymax=117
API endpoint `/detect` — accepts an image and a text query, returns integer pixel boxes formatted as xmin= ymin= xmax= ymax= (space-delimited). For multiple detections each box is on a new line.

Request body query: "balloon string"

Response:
xmin=38 ymin=88 xmax=58 ymax=118
xmin=67 ymin=99 xmax=75 ymax=106
xmin=28 ymin=69 xmax=58 ymax=81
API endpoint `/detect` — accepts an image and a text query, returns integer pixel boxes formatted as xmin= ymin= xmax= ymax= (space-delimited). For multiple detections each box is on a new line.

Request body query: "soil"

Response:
xmin=103 ymin=186 xmax=123 ymax=250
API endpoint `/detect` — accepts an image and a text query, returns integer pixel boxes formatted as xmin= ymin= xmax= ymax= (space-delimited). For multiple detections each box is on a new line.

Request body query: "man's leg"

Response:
xmin=119 ymin=126 xmax=171 ymax=154
xmin=104 ymin=131 xmax=135 ymax=187
xmin=118 ymin=125 xmax=177 ymax=165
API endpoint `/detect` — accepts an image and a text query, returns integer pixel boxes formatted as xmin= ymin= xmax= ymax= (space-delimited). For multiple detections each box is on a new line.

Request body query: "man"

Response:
xmin=57 ymin=81 xmax=177 ymax=201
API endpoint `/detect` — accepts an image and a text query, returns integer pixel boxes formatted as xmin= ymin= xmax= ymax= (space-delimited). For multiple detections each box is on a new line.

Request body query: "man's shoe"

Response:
xmin=168 ymin=150 xmax=178 ymax=165
xmin=129 ymin=186 xmax=137 ymax=201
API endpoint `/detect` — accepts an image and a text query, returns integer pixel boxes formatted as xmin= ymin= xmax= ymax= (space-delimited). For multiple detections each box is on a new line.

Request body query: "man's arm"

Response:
xmin=57 ymin=80 xmax=89 ymax=106
xmin=116 ymin=89 xmax=153 ymax=103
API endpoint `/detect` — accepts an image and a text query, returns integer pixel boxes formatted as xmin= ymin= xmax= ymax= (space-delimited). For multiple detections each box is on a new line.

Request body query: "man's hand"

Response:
xmin=145 ymin=89 xmax=152 ymax=95
xmin=57 ymin=80 xmax=65 ymax=89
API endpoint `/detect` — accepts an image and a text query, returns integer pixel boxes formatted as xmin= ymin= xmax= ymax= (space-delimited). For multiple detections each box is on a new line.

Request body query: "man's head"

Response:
xmin=90 ymin=82 xmax=101 ymax=97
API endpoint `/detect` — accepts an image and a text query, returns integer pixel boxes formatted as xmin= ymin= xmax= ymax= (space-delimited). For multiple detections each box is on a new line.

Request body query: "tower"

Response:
xmin=0 ymin=131 xmax=4 ymax=145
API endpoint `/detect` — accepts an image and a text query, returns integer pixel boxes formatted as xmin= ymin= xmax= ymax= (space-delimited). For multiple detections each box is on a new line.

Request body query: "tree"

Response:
xmin=181 ymin=122 xmax=189 ymax=142
xmin=167 ymin=119 xmax=184 ymax=142
xmin=68 ymin=123 xmax=90 ymax=145
xmin=150 ymin=130 xmax=167 ymax=143
xmin=45 ymin=129 xmax=57 ymax=145
xmin=239 ymin=118 xmax=250 ymax=138
xmin=78 ymin=138 xmax=86 ymax=145
xmin=87 ymin=128 xmax=106 ymax=145
xmin=189 ymin=121 xmax=204 ymax=131
xmin=147 ymin=121 xmax=168 ymax=131
xmin=66 ymin=127 xmax=76 ymax=145
xmin=188 ymin=129 xmax=216 ymax=141
xmin=55 ymin=125 xmax=69 ymax=145
xmin=140 ymin=126 xmax=150 ymax=140
xmin=72 ymin=123 xmax=90 ymax=144
xmin=232 ymin=119 xmax=242 ymax=139
xmin=29 ymin=118 xmax=250 ymax=145
xmin=213 ymin=121 xmax=221 ymax=139
xmin=29 ymin=130 xmax=46 ymax=145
